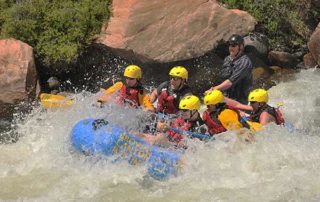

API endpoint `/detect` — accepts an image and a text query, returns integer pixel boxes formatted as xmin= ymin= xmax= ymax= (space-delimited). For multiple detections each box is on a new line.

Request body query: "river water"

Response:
xmin=1 ymin=69 xmax=320 ymax=201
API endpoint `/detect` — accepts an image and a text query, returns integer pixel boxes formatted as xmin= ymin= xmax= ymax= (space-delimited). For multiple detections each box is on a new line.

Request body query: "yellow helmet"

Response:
xmin=204 ymin=90 xmax=224 ymax=105
xmin=124 ymin=65 xmax=142 ymax=79
xmin=179 ymin=95 xmax=201 ymax=111
xmin=248 ymin=89 xmax=269 ymax=103
xmin=169 ymin=66 xmax=188 ymax=80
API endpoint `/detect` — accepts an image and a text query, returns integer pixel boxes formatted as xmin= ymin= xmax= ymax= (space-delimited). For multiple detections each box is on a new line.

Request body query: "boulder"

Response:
xmin=0 ymin=38 xmax=38 ymax=104
xmin=308 ymin=22 xmax=320 ymax=65
xmin=312 ymin=0 xmax=320 ymax=8
xmin=303 ymin=53 xmax=318 ymax=68
xmin=97 ymin=0 xmax=256 ymax=63
xmin=268 ymin=51 xmax=300 ymax=68
xmin=244 ymin=32 xmax=269 ymax=62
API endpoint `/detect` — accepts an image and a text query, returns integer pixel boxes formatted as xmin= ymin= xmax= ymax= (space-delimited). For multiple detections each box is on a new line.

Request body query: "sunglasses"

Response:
xmin=181 ymin=109 xmax=190 ymax=112
xmin=125 ymin=77 xmax=136 ymax=80
xmin=170 ymin=77 xmax=181 ymax=81
xmin=250 ymin=101 xmax=257 ymax=104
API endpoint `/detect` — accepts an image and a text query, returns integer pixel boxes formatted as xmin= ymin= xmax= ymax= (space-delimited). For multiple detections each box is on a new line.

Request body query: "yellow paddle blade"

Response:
xmin=99 ymin=82 xmax=124 ymax=103
xmin=218 ymin=109 xmax=243 ymax=130
xmin=277 ymin=102 xmax=284 ymax=107
xmin=103 ymin=82 xmax=123 ymax=94
xmin=246 ymin=121 xmax=263 ymax=132
xmin=40 ymin=93 xmax=73 ymax=109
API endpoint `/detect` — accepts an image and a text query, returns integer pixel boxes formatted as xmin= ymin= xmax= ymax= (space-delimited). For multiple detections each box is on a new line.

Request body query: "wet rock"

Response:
xmin=244 ymin=32 xmax=269 ymax=63
xmin=268 ymin=51 xmax=300 ymax=68
xmin=312 ymin=0 xmax=320 ymax=8
xmin=47 ymin=77 xmax=60 ymax=89
xmin=307 ymin=22 xmax=320 ymax=65
xmin=303 ymin=53 xmax=318 ymax=68
xmin=253 ymin=66 xmax=274 ymax=81
xmin=0 ymin=38 xmax=38 ymax=104
xmin=96 ymin=0 xmax=256 ymax=63
xmin=268 ymin=66 xmax=298 ymax=83
xmin=252 ymin=66 xmax=275 ymax=88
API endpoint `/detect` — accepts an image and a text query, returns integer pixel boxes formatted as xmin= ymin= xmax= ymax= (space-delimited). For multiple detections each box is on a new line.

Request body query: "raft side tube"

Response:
xmin=71 ymin=119 xmax=182 ymax=179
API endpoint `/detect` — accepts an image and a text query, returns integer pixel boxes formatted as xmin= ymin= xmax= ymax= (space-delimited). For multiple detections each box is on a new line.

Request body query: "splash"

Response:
xmin=0 ymin=69 xmax=320 ymax=201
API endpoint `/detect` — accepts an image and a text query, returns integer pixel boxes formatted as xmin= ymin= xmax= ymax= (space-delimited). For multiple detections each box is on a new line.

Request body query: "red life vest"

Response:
xmin=157 ymin=89 xmax=178 ymax=114
xmin=167 ymin=116 xmax=192 ymax=143
xmin=274 ymin=108 xmax=285 ymax=125
xmin=202 ymin=110 xmax=226 ymax=135
xmin=118 ymin=84 xmax=140 ymax=108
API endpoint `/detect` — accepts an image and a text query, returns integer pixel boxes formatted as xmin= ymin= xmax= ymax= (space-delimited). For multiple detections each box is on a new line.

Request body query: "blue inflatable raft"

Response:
xmin=71 ymin=119 xmax=182 ymax=180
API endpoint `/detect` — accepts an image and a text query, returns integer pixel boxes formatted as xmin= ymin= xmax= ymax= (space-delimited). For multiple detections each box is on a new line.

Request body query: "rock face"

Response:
xmin=308 ymin=23 xmax=320 ymax=66
xmin=244 ymin=32 xmax=269 ymax=62
xmin=0 ymin=39 xmax=38 ymax=104
xmin=268 ymin=51 xmax=300 ymax=68
xmin=97 ymin=0 xmax=256 ymax=63
xmin=304 ymin=53 xmax=318 ymax=68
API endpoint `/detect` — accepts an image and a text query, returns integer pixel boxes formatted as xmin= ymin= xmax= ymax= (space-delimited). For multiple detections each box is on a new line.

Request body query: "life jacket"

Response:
xmin=202 ymin=104 xmax=249 ymax=136
xmin=166 ymin=114 xmax=203 ymax=143
xmin=157 ymin=88 xmax=178 ymax=114
xmin=250 ymin=104 xmax=285 ymax=125
xmin=118 ymin=83 xmax=143 ymax=108
xmin=202 ymin=110 xmax=226 ymax=135
xmin=157 ymin=83 xmax=192 ymax=114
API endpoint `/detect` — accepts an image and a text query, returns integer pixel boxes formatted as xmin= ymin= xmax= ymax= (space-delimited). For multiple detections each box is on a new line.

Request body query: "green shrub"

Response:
xmin=1 ymin=0 xmax=111 ymax=66
xmin=217 ymin=0 xmax=319 ymax=50
xmin=0 ymin=0 xmax=14 ymax=32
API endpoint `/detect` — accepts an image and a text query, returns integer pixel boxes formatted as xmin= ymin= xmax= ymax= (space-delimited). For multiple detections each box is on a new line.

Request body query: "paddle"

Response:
xmin=40 ymin=93 xmax=73 ymax=109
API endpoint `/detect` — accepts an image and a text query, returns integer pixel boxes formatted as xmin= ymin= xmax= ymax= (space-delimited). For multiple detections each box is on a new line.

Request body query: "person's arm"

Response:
xmin=259 ymin=112 xmax=275 ymax=125
xmin=149 ymin=88 xmax=158 ymax=103
xmin=207 ymin=56 xmax=252 ymax=94
xmin=150 ymin=81 xmax=168 ymax=103
xmin=205 ymin=79 xmax=232 ymax=94
xmin=225 ymin=97 xmax=253 ymax=111
xmin=213 ymin=79 xmax=233 ymax=91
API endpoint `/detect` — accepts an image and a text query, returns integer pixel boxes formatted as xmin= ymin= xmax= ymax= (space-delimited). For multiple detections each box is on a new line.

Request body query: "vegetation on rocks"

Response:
xmin=217 ymin=0 xmax=320 ymax=51
xmin=0 ymin=0 xmax=111 ymax=68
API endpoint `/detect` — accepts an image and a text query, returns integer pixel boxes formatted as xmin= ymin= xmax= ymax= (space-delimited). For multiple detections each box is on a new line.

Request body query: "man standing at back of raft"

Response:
xmin=206 ymin=34 xmax=253 ymax=104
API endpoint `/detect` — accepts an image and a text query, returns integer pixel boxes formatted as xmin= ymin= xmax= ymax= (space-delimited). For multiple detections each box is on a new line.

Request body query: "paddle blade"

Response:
xmin=246 ymin=121 xmax=263 ymax=132
xmin=218 ymin=109 xmax=243 ymax=130
xmin=40 ymin=93 xmax=73 ymax=109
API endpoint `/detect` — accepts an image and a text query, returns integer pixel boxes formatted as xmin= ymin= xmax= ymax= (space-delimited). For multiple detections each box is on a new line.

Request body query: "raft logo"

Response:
xmin=112 ymin=133 xmax=152 ymax=165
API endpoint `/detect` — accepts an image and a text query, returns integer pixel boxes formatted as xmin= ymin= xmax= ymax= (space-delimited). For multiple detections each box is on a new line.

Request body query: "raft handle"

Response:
xmin=92 ymin=119 xmax=109 ymax=130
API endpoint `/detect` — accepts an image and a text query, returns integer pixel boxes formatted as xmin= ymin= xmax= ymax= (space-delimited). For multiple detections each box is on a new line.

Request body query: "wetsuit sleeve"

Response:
xmin=139 ymin=90 xmax=155 ymax=112
xmin=228 ymin=56 xmax=252 ymax=85
xmin=98 ymin=82 xmax=123 ymax=103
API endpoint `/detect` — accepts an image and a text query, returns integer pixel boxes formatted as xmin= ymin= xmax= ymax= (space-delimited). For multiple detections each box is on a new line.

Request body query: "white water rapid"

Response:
xmin=1 ymin=69 xmax=320 ymax=201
